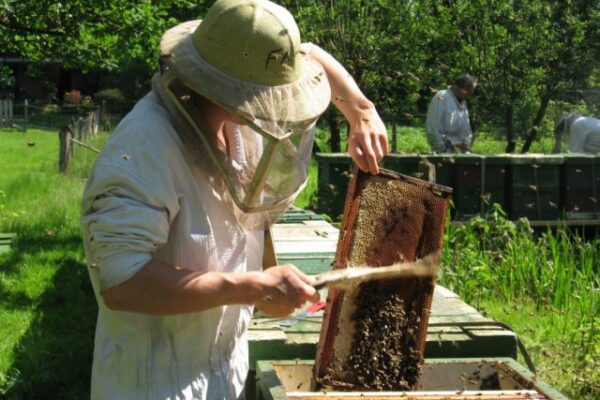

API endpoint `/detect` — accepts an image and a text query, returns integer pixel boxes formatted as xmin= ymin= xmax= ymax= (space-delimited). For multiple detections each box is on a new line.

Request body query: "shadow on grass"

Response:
xmin=0 ymin=233 xmax=96 ymax=400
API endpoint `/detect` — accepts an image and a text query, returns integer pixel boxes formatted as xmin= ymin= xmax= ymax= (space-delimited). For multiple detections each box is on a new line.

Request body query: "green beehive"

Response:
xmin=509 ymin=155 xmax=563 ymax=221
xmin=453 ymin=155 xmax=510 ymax=220
xmin=273 ymin=208 xmax=338 ymax=274
xmin=423 ymin=154 xmax=456 ymax=188
xmin=314 ymin=153 xmax=353 ymax=219
xmin=561 ymin=154 xmax=600 ymax=220
xmin=382 ymin=154 xmax=424 ymax=179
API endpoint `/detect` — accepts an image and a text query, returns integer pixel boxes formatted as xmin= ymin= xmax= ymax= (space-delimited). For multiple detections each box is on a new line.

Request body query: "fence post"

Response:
xmin=23 ymin=99 xmax=28 ymax=132
xmin=93 ymin=108 xmax=100 ymax=135
xmin=0 ymin=99 xmax=6 ymax=126
xmin=1 ymin=98 xmax=14 ymax=127
xmin=59 ymin=125 xmax=73 ymax=174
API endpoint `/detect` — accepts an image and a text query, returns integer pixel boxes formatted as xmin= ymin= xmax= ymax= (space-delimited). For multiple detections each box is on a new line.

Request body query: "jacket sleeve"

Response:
xmin=425 ymin=94 xmax=447 ymax=152
xmin=81 ymin=162 xmax=180 ymax=291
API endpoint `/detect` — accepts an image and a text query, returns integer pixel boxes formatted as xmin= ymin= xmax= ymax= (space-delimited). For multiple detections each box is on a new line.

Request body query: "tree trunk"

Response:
xmin=521 ymin=92 xmax=551 ymax=153
xmin=327 ymin=110 xmax=341 ymax=152
xmin=504 ymin=106 xmax=516 ymax=153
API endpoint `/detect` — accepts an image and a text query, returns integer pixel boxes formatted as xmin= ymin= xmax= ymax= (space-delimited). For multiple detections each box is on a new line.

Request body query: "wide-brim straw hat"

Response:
xmin=159 ymin=0 xmax=331 ymax=129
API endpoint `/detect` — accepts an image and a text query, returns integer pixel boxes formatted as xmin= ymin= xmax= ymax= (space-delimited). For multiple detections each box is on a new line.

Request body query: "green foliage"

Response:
xmin=0 ymin=65 xmax=14 ymax=89
xmin=439 ymin=205 xmax=599 ymax=398
xmin=290 ymin=0 xmax=599 ymax=152
xmin=0 ymin=1 xmax=210 ymax=73
xmin=2 ymin=0 xmax=598 ymax=152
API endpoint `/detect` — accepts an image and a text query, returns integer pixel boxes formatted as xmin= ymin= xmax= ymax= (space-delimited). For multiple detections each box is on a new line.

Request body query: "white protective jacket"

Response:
xmin=80 ymin=92 xmax=263 ymax=399
xmin=568 ymin=116 xmax=600 ymax=153
xmin=425 ymin=88 xmax=473 ymax=152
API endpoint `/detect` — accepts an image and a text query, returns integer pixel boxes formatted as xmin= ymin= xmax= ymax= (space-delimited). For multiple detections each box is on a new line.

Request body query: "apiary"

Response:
xmin=255 ymin=358 xmax=568 ymax=400
xmin=424 ymin=154 xmax=457 ymax=187
xmin=316 ymin=152 xmax=600 ymax=225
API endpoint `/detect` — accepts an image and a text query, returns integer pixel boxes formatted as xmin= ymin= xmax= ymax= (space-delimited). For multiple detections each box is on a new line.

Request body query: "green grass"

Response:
xmin=1 ymin=127 xmax=597 ymax=399
xmin=293 ymin=159 xmax=319 ymax=209
xmin=439 ymin=207 xmax=599 ymax=399
xmin=0 ymin=129 xmax=104 ymax=399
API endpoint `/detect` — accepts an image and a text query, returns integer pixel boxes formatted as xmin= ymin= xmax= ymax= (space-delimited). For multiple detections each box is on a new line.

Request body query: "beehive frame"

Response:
xmin=313 ymin=166 xmax=452 ymax=391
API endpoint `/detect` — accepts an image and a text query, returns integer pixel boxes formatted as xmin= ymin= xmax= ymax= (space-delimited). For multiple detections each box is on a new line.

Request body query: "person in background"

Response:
xmin=554 ymin=112 xmax=600 ymax=153
xmin=425 ymin=73 xmax=478 ymax=153
xmin=79 ymin=0 xmax=387 ymax=398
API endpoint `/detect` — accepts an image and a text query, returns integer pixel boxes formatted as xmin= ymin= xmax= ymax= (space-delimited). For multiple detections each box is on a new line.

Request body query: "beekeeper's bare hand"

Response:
xmin=347 ymin=104 xmax=389 ymax=175
xmin=254 ymin=264 xmax=319 ymax=317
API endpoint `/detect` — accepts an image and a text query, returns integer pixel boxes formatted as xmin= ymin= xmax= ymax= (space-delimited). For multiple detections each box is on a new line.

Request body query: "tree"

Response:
xmin=0 ymin=1 xmax=209 ymax=95
xmin=430 ymin=0 xmax=599 ymax=152
xmin=285 ymin=0 xmax=434 ymax=152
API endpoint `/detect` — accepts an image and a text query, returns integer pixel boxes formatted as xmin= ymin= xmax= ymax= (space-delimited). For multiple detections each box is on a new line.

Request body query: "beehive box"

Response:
xmin=561 ymin=154 xmax=599 ymax=220
xmin=313 ymin=168 xmax=452 ymax=391
xmin=424 ymin=154 xmax=456 ymax=187
xmin=382 ymin=154 xmax=423 ymax=180
xmin=453 ymin=155 xmax=510 ymax=219
xmin=508 ymin=155 xmax=563 ymax=220
xmin=255 ymin=358 xmax=568 ymax=400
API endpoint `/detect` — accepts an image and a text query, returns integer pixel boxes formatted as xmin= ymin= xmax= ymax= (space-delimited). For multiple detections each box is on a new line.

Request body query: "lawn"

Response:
xmin=0 ymin=129 xmax=98 ymax=398
xmin=0 ymin=127 xmax=597 ymax=399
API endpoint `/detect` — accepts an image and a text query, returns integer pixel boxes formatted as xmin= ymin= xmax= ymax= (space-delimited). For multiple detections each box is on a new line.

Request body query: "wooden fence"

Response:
xmin=58 ymin=109 xmax=101 ymax=174
xmin=1 ymin=98 xmax=14 ymax=126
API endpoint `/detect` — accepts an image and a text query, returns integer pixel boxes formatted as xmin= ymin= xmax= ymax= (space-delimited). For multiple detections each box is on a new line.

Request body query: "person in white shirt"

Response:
xmin=554 ymin=112 xmax=600 ymax=153
xmin=80 ymin=0 xmax=388 ymax=399
xmin=425 ymin=74 xmax=477 ymax=153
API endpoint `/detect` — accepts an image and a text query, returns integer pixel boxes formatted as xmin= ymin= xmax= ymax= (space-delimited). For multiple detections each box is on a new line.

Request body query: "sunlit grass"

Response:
xmin=440 ymin=206 xmax=599 ymax=399
xmin=0 ymin=129 xmax=101 ymax=398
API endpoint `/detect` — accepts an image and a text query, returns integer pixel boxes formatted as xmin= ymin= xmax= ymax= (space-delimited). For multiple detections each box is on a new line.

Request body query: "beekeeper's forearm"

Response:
xmin=102 ymin=259 xmax=263 ymax=315
xmin=303 ymin=44 xmax=375 ymax=120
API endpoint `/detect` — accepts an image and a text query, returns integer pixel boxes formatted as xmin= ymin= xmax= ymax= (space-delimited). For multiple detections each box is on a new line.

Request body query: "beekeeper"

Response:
xmin=425 ymin=74 xmax=478 ymax=153
xmin=80 ymin=0 xmax=388 ymax=399
xmin=554 ymin=112 xmax=600 ymax=153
